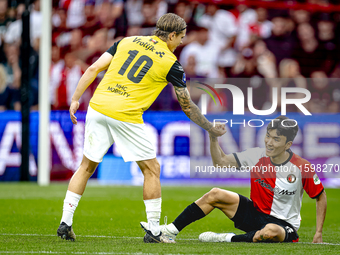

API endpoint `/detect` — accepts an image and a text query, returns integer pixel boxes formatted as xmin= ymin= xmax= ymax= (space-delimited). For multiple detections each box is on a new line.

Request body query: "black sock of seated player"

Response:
xmin=172 ymin=202 xmax=206 ymax=232
xmin=231 ymin=230 xmax=257 ymax=242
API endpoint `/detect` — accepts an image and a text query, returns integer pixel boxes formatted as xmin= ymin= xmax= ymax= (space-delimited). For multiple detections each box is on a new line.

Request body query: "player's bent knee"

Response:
xmin=209 ymin=187 xmax=222 ymax=197
xmin=261 ymin=224 xmax=285 ymax=242
xmin=204 ymin=187 xmax=223 ymax=203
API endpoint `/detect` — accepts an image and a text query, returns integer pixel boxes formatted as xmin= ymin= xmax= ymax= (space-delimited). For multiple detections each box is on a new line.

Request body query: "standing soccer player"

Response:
xmin=146 ymin=116 xmax=327 ymax=243
xmin=57 ymin=13 xmax=226 ymax=243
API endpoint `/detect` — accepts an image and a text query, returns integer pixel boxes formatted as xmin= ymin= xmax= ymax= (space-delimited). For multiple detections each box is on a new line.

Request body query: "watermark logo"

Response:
xmin=198 ymin=84 xmax=311 ymax=116
xmin=196 ymin=82 xmax=223 ymax=115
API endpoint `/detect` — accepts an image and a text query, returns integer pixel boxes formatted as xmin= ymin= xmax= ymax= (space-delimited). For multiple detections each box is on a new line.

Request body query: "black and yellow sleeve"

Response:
xmin=106 ymin=40 xmax=121 ymax=56
xmin=166 ymin=60 xmax=187 ymax=88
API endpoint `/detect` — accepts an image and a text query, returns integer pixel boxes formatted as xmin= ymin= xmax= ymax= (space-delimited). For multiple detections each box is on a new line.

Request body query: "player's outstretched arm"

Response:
xmin=209 ymin=134 xmax=239 ymax=168
xmin=174 ymin=87 xmax=226 ymax=137
xmin=70 ymin=52 xmax=113 ymax=125
xmin=313 ymin=190 xmax=327 ymax=243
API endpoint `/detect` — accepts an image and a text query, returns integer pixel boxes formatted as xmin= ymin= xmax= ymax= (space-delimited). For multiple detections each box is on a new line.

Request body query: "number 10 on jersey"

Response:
xmin=118 ymin=50 xmax=153 ymax=83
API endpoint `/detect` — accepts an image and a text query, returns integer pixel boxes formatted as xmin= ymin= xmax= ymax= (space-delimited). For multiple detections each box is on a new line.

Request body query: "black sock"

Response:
xmin=231 ymin=230 xmax=257 ymax=242
xmin=172 ymin=202 xmax=206 ymax=232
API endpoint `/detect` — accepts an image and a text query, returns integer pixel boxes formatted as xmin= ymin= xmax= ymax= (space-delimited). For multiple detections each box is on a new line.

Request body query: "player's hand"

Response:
xmin=208 ymin=123 xmax=226 ymax=137
xmin=312 ymin=232 xmax=322 ymax=243
xmin=69 ymin=100 xmax=80 ymax=125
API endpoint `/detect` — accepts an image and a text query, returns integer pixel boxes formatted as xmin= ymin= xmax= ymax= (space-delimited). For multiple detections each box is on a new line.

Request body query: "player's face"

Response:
xmin=169 ymin=29 xmax=186 ymax=52
xmin=264 ymin=129 xmax=289 ymax=158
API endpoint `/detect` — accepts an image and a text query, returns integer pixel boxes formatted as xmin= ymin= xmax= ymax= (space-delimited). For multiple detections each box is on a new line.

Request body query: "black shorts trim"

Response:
xmin=312 ymin=189 xmax=324 ymax=199
xmin=231 ymin=194 xmax=299 ymax=242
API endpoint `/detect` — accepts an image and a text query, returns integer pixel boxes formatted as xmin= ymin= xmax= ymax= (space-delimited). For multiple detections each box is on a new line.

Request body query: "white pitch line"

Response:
xmin=1 ymin=233 xmax=339 ymax=245
xmin=0 ymin=233 xmax=141 ymax=239
xmin=298 ymin=242 xmax=340 ymax=246
xmin=0 ymin=252 xmax=150 ymax=255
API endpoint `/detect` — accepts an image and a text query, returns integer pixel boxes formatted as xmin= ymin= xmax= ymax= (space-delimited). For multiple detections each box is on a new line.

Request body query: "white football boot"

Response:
xmin=199 ymin=232 xmax=235 ymax=242
xmin=140 ymin=216 xmax=177 ymax=241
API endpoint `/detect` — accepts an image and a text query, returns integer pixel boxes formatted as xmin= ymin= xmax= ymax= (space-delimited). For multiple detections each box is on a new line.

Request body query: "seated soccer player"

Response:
xmin=141 ymin=116 xmax=327 ymax=243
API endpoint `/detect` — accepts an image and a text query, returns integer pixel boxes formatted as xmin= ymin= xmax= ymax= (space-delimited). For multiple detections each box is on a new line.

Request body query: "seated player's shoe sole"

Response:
xmin=199 ymin=231 xmax=234 ymax=242
xmin=57 ymin=222 xmax=76 ymax=241
xmin=140 ymin=222 xmax=176 ymax=243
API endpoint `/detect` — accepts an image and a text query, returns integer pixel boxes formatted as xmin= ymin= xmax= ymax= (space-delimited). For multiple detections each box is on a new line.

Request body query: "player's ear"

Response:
xmin=285 ymin=140 xmax=292 ymax=150
xmin=169 ymin=31 xmax=176 ymax=40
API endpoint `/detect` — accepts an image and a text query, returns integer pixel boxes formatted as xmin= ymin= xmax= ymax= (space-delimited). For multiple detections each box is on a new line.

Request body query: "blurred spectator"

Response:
xmin=126 ymin=25 xmax=141 ymax=37
xmin=156 ymin=0 xmax=168 ymax=20
xmin=317 ymin=19 xmax=335 ymax=45
xmin=6 ymin=4 xmax=16 ymax=22
xmin=231 ymin=47 xmax=261 ymax=78
xmin=197 ymin=3 xmax=238 ymax=75
xmin=308 ymin=70 xmax=339 ymax=113
xmin=125 ymin=0 xmax=144 ymax=26
xmin=80 ymin=0 xmax=101 ymax=38
xmin=231 ymin=1 xmax=258 ymax=50
xmin=316 ymin=15 xmax=338 ymax=72
xmin=255 ymin=40 xmax=277 ymax=78
xmin=140 ymin=0 xmax=158 ymax=36
xmin=3 ymin=44 xmax=21 ymax=88
xmin=264 ymin=15 xmax=296 ymax=67
xmin=50 ymin=44 xmax=64 ymax=108
xmin=0 ymin=0 xmax=9 ymax=44
xmin=183 ymin=55 xmax=203 ymax=80
xmin=244 ymin=7 xmax=272 ymax=47
xmin=174 ymin=0 xmax=197 ymax=32
xmin=279 ymin=58 xmax=306 ymax=86
xmin=60 ymin=29 xmax=87 ymax=59
xmin=230 ymin=43 xmax=268 ymax=111
xmin=5 ymin=0 xmax=41 ymax=47
xmin=101 ymin=0 xmax=127 ymax=38
xmin=97 ymin=1 xmax=114 ymax=37
xmin=50 ymin=52 xmax=85 ymax=110
xmin=0 ymin=0 xmax=9 ymax=63
xmin=279 ymin=58 xmax=307 ymax=112
xmin=52 ymin=8 xmax=71 ymax=46
xmin=59 ymin=0 xmax=85 ymax=29
xmin=0 ymin=63 xmax=20 ymax=111
xmin=180 ymin=27 xmax=220 ymax=78
xmin=290 ymin=9 xmax=311 ymax=25
xmin=292 ymin=22 xmax=335 ymax=77
xmin=80 ymin=28 xmax=109 ymax=67
xmin=172 ymin=0 xmax=198 ymax=52
xmin=77 ymin=28 xmax=110 ymax=92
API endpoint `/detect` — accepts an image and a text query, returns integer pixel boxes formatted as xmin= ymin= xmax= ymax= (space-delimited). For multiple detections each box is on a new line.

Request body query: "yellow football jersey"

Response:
xmin=90 ymin=35 xmax=186 ymax=124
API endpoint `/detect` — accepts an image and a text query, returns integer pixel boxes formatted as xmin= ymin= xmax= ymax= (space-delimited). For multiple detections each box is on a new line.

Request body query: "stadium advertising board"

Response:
xmin=0 ymin=111 xmax=339 ymax=186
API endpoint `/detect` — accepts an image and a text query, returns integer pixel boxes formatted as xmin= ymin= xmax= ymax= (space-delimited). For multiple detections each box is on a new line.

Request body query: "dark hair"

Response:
xmin=153 ymin=13 xmax=187 ymax=40
xmin=266 ymin=116 xmax=298 ymax=143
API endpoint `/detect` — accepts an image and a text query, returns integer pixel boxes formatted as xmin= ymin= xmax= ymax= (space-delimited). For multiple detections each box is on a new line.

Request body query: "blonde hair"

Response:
xmin=0 ymin=64 xmax=7 ymax=93
xmin=153 ymin=13 xmax=186 ymax=40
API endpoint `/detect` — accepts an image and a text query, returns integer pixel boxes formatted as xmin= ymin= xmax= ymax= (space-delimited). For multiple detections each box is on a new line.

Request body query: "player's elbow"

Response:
xmin=87 ymin=64 xmax=101 ymax=74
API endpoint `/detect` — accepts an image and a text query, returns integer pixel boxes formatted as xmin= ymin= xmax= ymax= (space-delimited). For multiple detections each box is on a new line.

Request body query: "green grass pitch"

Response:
xmin=0 ymin=183 xmax=339 ymax=254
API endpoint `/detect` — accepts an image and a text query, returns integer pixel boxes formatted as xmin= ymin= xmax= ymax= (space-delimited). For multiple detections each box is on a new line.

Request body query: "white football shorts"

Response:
xmin=83 ymin=106 xmax=156 ymax=163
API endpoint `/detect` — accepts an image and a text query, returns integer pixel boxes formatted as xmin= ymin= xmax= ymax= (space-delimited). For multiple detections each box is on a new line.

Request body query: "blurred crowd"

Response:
xmin=0 ymin=0 xmax=340 ymax=113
